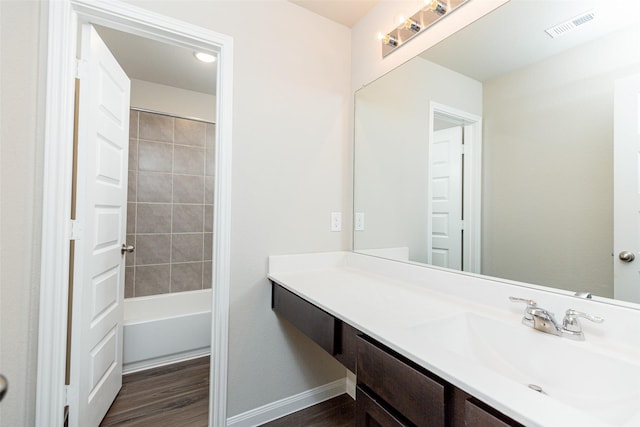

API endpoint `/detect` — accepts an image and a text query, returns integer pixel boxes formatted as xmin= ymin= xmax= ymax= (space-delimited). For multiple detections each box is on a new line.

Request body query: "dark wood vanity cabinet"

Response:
xmin=271 ymin=282 xmax=524 ymax=427
xmin=271 ymin=282 xmax=359 ymax=373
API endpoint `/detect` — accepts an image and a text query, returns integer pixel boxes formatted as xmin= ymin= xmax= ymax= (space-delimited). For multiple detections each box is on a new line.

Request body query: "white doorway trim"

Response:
xmin=428 ymin=102 xmax=482 ymax=273
xmin=36 ymin=1 xmax=233 ymax=426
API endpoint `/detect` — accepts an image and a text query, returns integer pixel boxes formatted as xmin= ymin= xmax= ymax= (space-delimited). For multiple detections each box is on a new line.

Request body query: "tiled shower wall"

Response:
xmin=125 ymin=109 xmax=215 ymax=298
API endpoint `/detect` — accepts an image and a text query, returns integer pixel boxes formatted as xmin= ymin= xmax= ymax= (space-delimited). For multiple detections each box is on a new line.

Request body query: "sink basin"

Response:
xmin=408 ymin=313 xmax=640 ymax=426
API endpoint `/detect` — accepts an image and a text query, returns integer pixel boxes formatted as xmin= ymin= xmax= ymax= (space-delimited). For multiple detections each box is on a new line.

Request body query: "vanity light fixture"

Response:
xmin=379 ymin=0 xmax=469 ymax=57
xmin=404 ymin=18 xmax=422 ymax=33
xmin=194 ymin=51 xmax=216 ymax=63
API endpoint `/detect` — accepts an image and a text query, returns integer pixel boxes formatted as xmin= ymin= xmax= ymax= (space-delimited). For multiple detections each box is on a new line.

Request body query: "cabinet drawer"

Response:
xmin=356 ymin=386 xmax=409 ymax=427
xmin=272 ymin=283 xmax=336 ymax=354
xmin=357 ymin=336 xmax=445 ymax=427
xmin=464 ymin=398 xmax=523 ymax=427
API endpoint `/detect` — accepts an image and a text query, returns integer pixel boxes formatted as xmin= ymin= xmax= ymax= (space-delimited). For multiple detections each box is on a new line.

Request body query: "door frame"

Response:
xmin=428 ymin=102 xmax=482 ymax=273
xmin=36 ymin=1 xmax=233 ymax=426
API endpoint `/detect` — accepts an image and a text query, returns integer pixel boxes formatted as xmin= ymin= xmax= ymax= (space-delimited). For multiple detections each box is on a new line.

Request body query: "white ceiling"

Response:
xmin=420 ymin=0 xmax=640 ymax=82
xmin=95 ymin=25 xmax=218 ymax=96
xmin=289 ymin=0 xmax=379 ymax=28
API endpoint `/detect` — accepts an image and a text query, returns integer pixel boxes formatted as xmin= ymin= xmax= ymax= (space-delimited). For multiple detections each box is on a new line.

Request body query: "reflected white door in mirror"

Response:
xmin=614 ymin=73 xmax=640 ymax=303
xmin=428 ymin=103 xmax=482 ymax=273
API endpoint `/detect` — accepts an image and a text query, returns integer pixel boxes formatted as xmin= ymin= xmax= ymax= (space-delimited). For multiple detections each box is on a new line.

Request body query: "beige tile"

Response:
xmin=205 ymin=176 xmax=214 ymax=204
xmin=205 ymin=148 xmax=215 ymax=177
xmin=128 ymin=138 xmax=138 ymax=171
xmin=139 ymin=111 xmax=173 ymax=142
xmin=173 ymin=175 xmax=204 ymax=204
xmin=125 ymin=266 xmax=135 ymax=298
xmin=174 ymin=145 xmax=205 ymax=175
xmin=129 ymin=110 xmax=139 ymax=139
xmin=175 ymin=118 xmax=206 ymax=147
xmin=125 ymin=234 xmax=136 ymax=267
xmin=136 ymin=203 xmax=172 ymax=233
xmin=203 ymin=262 xmax=212 ymax=289
xmin=126 ymin=203 xmax=136 ymax=234
xmin=136 ymin=234 xmax=171 ymax=265
xmin=138 ymin=140 xmax=173 ymax=173
xmin=206 ymin=123 xmax=215 ymax=150
xmin=171 ymin=233 xmax=203 ymax=263
xmin=137 ymin=172 xmax=172 ymax=203
xmin=204 ymin=232 xmax=212 ymax=261
xmin=128 ymin=171 xmax=137 ymax=202
xmin=171 ymin=262 xmax=203 ymax=292
xmin=173 ymin=204 xmax=204 ymax=233
xmin=204 ymin=205 xmax=213 ymax=233
xmin=135 ymin=264 xmax=170 ymax=297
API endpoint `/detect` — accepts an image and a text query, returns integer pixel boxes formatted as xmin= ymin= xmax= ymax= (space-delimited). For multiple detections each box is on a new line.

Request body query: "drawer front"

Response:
xmin=335 ymin=321 xmax=360 ymax=373
xmin=356 ymin=386 xmax=409 ymax=427
xmin=272 ymin=283 xmax=336 ymax=354
xmin=464 ymin=399 xmax=522 ymax=427
xmin=357 ymin=336 xmax=445 ymax=427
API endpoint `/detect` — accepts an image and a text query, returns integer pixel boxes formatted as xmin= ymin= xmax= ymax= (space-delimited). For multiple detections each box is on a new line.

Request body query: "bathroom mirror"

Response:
xmin=353 ymin=0 xmax=640 ymax=303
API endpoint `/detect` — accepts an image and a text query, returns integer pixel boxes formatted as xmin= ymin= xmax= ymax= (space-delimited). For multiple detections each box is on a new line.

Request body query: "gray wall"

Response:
xmin=482 ymin=26 xmax=640 ymax=296
xmin=0 ymin=1 xmax=44 ymax=425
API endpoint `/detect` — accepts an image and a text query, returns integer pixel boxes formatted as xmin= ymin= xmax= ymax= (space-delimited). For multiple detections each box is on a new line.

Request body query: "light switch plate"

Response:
xmin=331 ymin=212 xmax=342 ymax=232
xmin=355 ymin=213 xmax=365 ymax=231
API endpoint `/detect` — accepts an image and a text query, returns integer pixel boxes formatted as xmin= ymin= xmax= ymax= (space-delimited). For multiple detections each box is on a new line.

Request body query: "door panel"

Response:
xmin=429 ymin=127 xmax=463 ymax=269
xmin=70 ymin=24 xmax=130 ymax=427
xmin=614 ymin=74 xmax=640 ymax=303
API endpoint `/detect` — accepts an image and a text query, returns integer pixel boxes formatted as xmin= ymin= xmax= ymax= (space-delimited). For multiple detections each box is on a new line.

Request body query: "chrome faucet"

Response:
xmin=510 ymin=297 xmax=604 ymax=340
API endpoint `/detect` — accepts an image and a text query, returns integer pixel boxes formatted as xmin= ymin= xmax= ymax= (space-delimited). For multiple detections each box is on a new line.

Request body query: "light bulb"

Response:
xmin=383 ymin=34 xmax=398 ymax=47
xmin=427 ymin=0 xmax=446 ymax=15
xmin=404 ymin=18 xmax=421 ymax=33
xmin=194 ymin=52 xmax=216 ymax=63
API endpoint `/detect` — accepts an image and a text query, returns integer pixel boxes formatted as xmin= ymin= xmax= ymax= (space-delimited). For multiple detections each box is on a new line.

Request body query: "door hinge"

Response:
xmin=70 ymin=219 xmax=83 ymax=240
xmin=64 ymin=384 xmax=71 ymax=406
xmin=460 ymin=220 xmax=465 ymax=231
xmin=75 ymin=59 xmax=87 ymax=80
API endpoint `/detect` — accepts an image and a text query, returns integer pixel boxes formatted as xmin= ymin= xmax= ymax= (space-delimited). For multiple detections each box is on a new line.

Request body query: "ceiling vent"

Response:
xmin=545 ymin=10 xmax=595 ymax=38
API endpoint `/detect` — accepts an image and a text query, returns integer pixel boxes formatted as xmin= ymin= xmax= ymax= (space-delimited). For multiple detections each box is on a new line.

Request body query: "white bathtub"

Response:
xmin=123 ymin=289 xmax=212 ymax=373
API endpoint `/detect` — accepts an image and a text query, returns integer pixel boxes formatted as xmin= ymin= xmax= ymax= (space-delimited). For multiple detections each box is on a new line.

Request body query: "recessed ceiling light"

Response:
xmin=194 ymin=51 xmax=216 ymax=63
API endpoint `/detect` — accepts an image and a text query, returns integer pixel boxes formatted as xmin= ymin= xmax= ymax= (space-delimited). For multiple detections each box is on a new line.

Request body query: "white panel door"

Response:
xmin=614 ymin=74 xmax=640 ymax=303
xmin=429 ymin=127 xmax=463 ymax=269
xmin=70 ymin=24 xmax=130 ymax=426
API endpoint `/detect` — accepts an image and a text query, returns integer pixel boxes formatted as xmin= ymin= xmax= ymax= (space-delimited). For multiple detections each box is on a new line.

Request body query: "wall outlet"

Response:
xmin=355 ymin=212 xmax=365 ymax=231
xmin=331 ymin=212 xmax=342 ymax=232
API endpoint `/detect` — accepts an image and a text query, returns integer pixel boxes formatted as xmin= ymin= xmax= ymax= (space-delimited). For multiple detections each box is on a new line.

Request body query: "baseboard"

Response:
xmin=227 ymin=378 xmax=348 ymax=427
xmin=122 ymin=348 xmax=210 ymax=374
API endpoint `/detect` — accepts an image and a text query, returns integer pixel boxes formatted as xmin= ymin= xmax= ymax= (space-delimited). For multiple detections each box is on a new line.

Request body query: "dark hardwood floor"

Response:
xmin=100 ymin=356 xmax=353 ymax=427
xmin=100 ymin=356 xmax=209 ymax=427
xmin=259 ymin=394 xmax=355 ymax=427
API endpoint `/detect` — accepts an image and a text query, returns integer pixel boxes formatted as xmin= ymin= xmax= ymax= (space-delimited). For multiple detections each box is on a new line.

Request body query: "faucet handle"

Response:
xmin=564 ymin=309 xmax=604 ymax=324
xmin=509 ymin=296 xmax=537 ymax=323
xmin=509 ymin=296 xmax=537 ymax=307
xmin=562 ymin=309 xmax=604 ymax=340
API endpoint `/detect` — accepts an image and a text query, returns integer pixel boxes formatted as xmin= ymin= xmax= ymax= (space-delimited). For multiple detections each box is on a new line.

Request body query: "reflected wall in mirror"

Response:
xmin=354 ymin=0 xmax=640 ymax=302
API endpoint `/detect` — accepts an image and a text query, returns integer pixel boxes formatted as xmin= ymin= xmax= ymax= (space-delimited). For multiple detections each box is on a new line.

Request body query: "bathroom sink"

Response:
xmin=408 ymin=313 xmax=640 ymax=426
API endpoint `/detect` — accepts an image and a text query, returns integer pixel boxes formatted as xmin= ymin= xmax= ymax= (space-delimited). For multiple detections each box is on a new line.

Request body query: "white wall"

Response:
xmin=130 ymin=79 xmax=216 ymax=122
xmin=1 ymin=0 xmax=352 ymax=423
xmin=0 ymin=1 xmax=44 ymax=425
xmin=354 ymin=57 xmax=481 ymax=262
xmin=482 ymin=25 xmax=640 ymax=297
xmin=126 ymin=0 xmax=352 ymax=418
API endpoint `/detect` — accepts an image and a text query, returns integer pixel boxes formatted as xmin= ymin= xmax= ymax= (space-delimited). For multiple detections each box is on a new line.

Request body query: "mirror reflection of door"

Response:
xmin=428 ymin=105 xmax=482 ymax=274
xmin=614 ymin=73 xmax=640 ymax=303
xmin=429 ymin=126 xmax=463 ymax=269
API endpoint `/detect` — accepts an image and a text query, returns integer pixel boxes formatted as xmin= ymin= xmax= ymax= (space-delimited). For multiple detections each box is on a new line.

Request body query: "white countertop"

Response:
xmin=268 ymin=251 xmax=640 ymax=427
